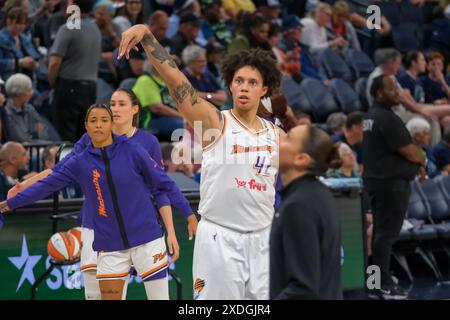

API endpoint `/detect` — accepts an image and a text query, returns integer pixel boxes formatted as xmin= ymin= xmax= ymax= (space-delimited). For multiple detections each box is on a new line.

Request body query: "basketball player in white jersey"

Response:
xmin=118 ymin=25 xmax=283 ymax=299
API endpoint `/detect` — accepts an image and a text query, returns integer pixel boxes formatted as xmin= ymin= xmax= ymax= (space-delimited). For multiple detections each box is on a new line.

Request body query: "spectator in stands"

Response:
xmin=148 ymin=10 xmax=171 ymax=48
xmin=4 ymin=73 xmax=58 ymax=142
xmin=167 ymin=0 xmax=200 ymax=39
xmin=331 ymin=111 xmax=364 ymax=164
xmin=160 ymin=141 xmax=199 ymax=178
xmin=94 ymin=0 xmax=120 ymax=86
xmin=429 ymin=1 xmax=450 ymax=61
xmin=48 ymin=0 xmax=101 ymax=142
xmin=0 ymin=91 xmax=11 ymax=144
xmin=132 ymin=60 xmax=184 ymax=138
xmin=278 ymin=14 xmax=326 ymax=81
xmin=300 ymin=3 xmax=348 ymax=54
xmin=329 ymin=1 xmax=360 ymax=50
xmin=326 ymin=112 xmax=347 ymax=135
xmin=42 ymin=0 xmax=67 ymax=48
xmin=0 ymin=8 xmax=40 ymax=82
xmin=227 ymin=12 xmax=271 ymax=54
xmin=201 ymin=0 xmax=234 ymax=47
xmin=327 ymin=142 xmax=359 ymax=178
xmin=113 ymin=0 xmax=144 ymax=35
xmin=397 ymin=50 xmax=426 ymax=103
xmin=431 ymin=125 xmax=450 ymax=175
xmin=170 ymin=12 xmax=202 ymax=62
xmin=181 ymin=45 xmax=227 ymax=107
xmin=268 ymin=23 xmax=284 ymax=67
xmin=0 ymin=142 xmax=36 ymax=189
xmin=221 ymin=0 xmax=255 ymax=20
xmin=406 ymin=117 xmax=437 ymax=177
xmin=423 ymin=51 xmax=450 ymax=104
xmin=254 ymin=0 xmax=281 ymax=25
xmin=367 ymin=48 xmax=450 ymax=145
xmin=205 ymin=42 xmax=224 ymax=81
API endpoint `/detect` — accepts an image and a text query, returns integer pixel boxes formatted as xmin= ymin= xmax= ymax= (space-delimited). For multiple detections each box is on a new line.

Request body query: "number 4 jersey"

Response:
xmin=198 ymin=110 xmax=279 ymax=232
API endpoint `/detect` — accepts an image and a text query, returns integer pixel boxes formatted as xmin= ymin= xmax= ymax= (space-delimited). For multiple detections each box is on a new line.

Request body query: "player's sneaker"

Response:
xmin=367 ymin=283 xmax=408 ymax=300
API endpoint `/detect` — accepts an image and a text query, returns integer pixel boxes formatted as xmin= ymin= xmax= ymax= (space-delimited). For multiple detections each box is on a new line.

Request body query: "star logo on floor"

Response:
xmin=8 ymin=235 xmax=42 ymax=292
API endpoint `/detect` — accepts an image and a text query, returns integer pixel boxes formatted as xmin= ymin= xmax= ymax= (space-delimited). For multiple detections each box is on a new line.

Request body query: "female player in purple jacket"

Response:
xmin=7 ymin=89 xmax=198 ymax=300
xmin=1 ymin=104 xmax=192 ymax=300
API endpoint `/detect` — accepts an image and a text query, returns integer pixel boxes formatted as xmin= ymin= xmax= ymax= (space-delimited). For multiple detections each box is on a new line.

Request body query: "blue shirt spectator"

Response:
xmin=0 ymin=8 xmax=40 ymax=82
xmin=431 ymin=126 xmax=450 ymax=175
xmin=180 ymin=44 xmax=227 ymax=108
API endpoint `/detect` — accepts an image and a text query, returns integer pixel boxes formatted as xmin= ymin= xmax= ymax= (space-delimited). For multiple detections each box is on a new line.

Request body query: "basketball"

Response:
xmin=47 ymin=232 xmax=81 ymax=263
xmin=68 ymin=227 xmax=82 ymax=247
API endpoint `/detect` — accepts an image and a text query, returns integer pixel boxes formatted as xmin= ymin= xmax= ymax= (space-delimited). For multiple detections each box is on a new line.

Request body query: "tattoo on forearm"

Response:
xmin=142 ymin=34 xmax=177 ymax=69
xmin=172 ymin=82 xmax=200 ymax=106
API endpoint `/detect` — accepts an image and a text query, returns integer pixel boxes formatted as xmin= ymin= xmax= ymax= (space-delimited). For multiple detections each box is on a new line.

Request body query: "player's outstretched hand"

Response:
xmin=187 ymin=214 xmax=198 ymax=240
xmin=7 ymin=181 xmax=24 ymax=199
xmin=118 ymin=24 xmax=150 ymax=60
xmin=166 ymin=232 xmax=180 ymax=263
xmin=0 ymin=201 xmax=10 ymax=213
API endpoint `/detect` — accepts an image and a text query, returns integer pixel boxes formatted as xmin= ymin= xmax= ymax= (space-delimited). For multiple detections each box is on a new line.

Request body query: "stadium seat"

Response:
xmin=429 ymin=176 xmax=450 ymax=238
xmin=280 ymin=75 xmax=314 ymax=117
xmin=343 ymin=49 xmax=375 ymax=80
xmin=328 ymin=79 xmax=363 ymax=114
xmin=422 ymin=176 xmax=450 ymax=239
xmin=392 ymin=23 xmax=423 ymax=53
xmin=318 ymin=48 xmax=353 ymax=83
xmin=354 ymin=77 xmax=370 ymax=111
xmin=379 ymin=1 xmax=402 ymax=26
xmin=298 ymin=78 xmax=340 ymax=123
xmin=394 ymin=180 xmax=444 ymax=281
xmin=399 ymin=0 xmax=424 ymax=25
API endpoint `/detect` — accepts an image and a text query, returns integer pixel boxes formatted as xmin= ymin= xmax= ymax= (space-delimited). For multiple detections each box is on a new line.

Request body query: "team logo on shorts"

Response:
xmin=152 ymin=251 xmax=167 ymax=264
xmin=194 ymin=278 xmax=205 ymax=300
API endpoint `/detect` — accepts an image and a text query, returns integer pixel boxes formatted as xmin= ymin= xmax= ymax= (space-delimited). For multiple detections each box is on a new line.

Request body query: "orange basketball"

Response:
xmin=47 ymin=232 xmax=80 ymax=263
xmin=68 ymin=227 xmax=82 ymax=248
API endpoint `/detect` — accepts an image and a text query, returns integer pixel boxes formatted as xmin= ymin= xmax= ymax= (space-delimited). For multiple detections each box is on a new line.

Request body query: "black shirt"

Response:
xmin=270 ymin=174 xmax=342 ymax=300
xmin=362 ymin=103 xmax=419 ymax=181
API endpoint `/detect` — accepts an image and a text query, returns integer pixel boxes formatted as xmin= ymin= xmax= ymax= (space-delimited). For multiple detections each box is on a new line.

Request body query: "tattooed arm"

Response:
xmin=118 ymin=25 xmax=222 ymax=146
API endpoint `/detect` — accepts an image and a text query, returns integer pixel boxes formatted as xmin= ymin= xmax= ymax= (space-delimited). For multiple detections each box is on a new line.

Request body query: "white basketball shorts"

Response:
xmin=97 ymin=236 xmax=168 ymax=282
xmin=192 ymin=219 xmax=270 ymax=300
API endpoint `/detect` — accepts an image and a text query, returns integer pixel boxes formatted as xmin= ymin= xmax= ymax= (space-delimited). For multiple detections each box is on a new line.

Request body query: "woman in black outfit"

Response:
xmin=270 ymin=124 xmax=343 ymax=300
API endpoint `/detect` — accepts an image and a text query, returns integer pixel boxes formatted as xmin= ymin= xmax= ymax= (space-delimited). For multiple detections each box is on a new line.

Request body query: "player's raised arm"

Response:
xmin=118 ymin=25 xmax=222 ymax=139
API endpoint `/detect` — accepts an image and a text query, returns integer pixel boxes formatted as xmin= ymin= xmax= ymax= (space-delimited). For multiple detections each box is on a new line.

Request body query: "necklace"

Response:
xmin=128 ymin=127 xmax=137 ymax=137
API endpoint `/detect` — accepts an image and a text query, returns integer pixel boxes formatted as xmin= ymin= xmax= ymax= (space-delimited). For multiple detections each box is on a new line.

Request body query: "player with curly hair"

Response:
xmin=118 ymin=24 xmax=283 ymax=299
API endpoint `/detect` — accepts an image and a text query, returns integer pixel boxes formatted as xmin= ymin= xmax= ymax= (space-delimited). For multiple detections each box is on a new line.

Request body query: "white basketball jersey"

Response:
xmin=198 ymin=110 xmax=279 ymax=232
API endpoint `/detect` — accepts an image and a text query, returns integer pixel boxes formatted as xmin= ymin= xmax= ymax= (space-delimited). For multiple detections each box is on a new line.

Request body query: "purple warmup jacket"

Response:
xmin=55 ymin=130 xmax=192 ymax=229
xmin=8 ymin=135 xmax=191 ymax=252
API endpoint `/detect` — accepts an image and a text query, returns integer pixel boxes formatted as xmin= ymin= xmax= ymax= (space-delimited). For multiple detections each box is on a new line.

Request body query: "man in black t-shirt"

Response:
xmin=363 ymin=75 xmax=425 ymax=300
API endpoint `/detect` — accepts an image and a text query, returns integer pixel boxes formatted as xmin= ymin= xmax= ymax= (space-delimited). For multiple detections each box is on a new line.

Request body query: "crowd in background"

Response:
xmin=0 ymin=0 xmax=448 ymax=205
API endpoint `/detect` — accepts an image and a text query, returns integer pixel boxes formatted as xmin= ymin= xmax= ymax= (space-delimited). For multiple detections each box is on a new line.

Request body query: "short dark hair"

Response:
xmin=370 ymin=74 xmax=388 ymax=98
xmin=345 ymin=111 xmax=364 ymax=129
xmin=73 ymin=0 xmax=96 ymax=14
xmin=220 ymin=48 xmax=282 ymax=97
xmin=41 ymin=145 xmax=58 ymax=169
xmin=403 ymin=50 xmax=422 ymax=69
